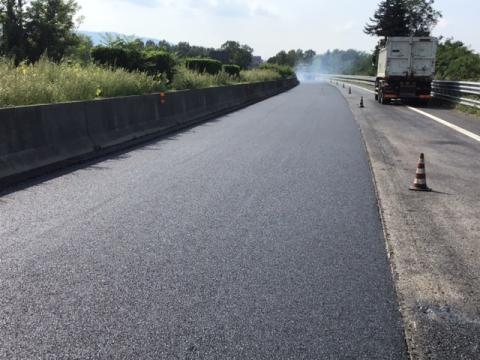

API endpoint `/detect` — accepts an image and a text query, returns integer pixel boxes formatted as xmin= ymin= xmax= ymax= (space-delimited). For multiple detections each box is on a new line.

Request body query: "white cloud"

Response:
xmin=116 ymin=0 xmax=162 ymax=7
xmin=184 ymin=0 xmax=277 ymax=18
xmin=334 ymin=21 xmax=355 ymax=34
xmin=251 ymin=4 xmax=278 ymax=18
xmin=436 ymin=18 xmax=449 ymax=29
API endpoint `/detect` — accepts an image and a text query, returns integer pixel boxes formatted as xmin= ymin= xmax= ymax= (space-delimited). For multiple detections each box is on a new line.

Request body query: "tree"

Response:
xmin=220 ymin=41 xmax=253 ymax=69
xmin=303 ymin=50 xmax=316 ymax=64
xmin=310 ymin=49 xmax=374 ymax=75
xmin=436 ymin=39 xmax=480 ymax=81
xmin=65 ymin=33 xmax=92 ymax=63
xmin=0 ymin=0 xmax=26 ymax=61
xmin=365 ymin=0 xmax=441 ymax=38
xmin=267 ymin=50 xmax=288 ymax=66
xmin=407 ymin=0 xmax=442 ymax=36
xmin=364 ymin=0 xmax=410 ymax=38
xmin=286 ymin=49 xmax=297 ymax=67
xmin=174 ymin=41 xmax=211 ymax=58
xmin=267 ymin=49 xmax=317 ymax=67
xmin=24 ymin=0 xmax=80 ymax=62
xmin=145 ymin=40 xmax=157 ymax=50
xmin=175 ymin=41 xmax=191 ymax=57
xmin=157 ymin=40 xmax=172 ymax=52
xmin=208 ymin=48 xmax=229 ymax=63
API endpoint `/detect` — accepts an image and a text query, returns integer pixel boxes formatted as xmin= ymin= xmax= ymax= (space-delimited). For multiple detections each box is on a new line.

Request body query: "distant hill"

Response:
xmin=79 ymin=31 xmax=163 ymax=45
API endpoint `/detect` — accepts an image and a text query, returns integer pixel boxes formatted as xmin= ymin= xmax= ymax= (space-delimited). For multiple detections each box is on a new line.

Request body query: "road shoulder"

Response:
xmin=335 ymin=83 xmax=480 ymax=359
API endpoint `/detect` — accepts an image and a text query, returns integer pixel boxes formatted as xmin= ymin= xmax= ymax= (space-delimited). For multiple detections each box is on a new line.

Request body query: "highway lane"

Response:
xmin=339 ymin=83 xmax=480 ymax=359
xmin=0 ymin=83 xmax=407 ymax=359
xmin=343 ymin=81 xmax=480 ymax=142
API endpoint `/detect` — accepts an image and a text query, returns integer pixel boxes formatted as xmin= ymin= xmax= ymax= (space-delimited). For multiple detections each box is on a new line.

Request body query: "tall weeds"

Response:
xmin=0 ymin=57 xmax=166 ymax=107
xmin=0 ymin=57 xmax=288 ymax=108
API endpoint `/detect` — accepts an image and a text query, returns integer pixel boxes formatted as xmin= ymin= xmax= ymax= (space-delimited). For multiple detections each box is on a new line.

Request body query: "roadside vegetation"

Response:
xmin=436 ymin=39 xmax=480 ymax=81
xmin=0 ymin=0 xmax=294 ymax=108
xmin=0 ymin=57 xmax=289 ymax=107
xmin=171 ymin=67 xmax=281 ymax=91
xmin=457 ymin=104 xmax=480 ymax=116
xmin=0 ymin=57 xmax=166 ymax=107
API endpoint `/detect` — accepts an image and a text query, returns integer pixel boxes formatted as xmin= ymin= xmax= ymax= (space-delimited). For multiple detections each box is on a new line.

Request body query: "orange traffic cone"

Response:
xmin=410 ymin=153 xmax=432 ymax=192
xmin=360 ymin=96 xmax=364 ymax=108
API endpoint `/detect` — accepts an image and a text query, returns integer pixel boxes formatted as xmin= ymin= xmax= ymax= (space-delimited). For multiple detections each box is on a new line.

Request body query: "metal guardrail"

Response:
xmin=329 ymin=75 xmax=480 ymax=109
xmin=431 ymin=81 xmax=480 ymax=109
xmin=329 ymin=75 xmax=376 ymax=87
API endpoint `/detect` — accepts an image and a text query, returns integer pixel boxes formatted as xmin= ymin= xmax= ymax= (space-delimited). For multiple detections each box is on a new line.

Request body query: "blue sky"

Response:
xmin=77 ymin=0 xmax=480 ymax=58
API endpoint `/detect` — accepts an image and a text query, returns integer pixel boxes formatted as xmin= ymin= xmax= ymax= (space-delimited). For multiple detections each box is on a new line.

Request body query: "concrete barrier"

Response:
xmin=0 ymin=102 xmax=95 ymax=184
xmin=0 ymin=78 xmax=298 ymax=188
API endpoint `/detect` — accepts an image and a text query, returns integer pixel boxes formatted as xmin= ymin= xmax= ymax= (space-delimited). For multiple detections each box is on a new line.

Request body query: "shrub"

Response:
xmin=171 ymin=67 xmax=237 ymax=90
xmin=260 ymin=63 xmax=295 ymax=79
xmin=91 ymin=47 xmax=177 ymax=80
xmin=185 ymin=58 xmax=222 ymax=75
xmin=0 ymin=57 xmax=284 ymax=108
xmin=436 ymin=40 xmax=480 ymax=81
xmin=223 ymin=64 xmax=241 ymax=77
xmin=91 ymin=46 xmax=143 ymax=72
xmin=143 ymin=51 xmax=177 ymax=81
xmin=239 ymin=69 xmax=281 ymax=83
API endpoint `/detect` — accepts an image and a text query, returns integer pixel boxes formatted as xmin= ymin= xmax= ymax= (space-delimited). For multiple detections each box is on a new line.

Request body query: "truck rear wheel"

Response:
xmin=379 ymin=90 xmax=390 ymax=105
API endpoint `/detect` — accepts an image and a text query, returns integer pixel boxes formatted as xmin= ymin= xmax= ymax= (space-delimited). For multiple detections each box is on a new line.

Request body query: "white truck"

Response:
xmin=375 ymin=37 xmax=438 ymax=105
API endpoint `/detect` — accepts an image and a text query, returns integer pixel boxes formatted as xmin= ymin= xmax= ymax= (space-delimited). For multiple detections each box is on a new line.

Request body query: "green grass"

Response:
xmin=239 ymin=69 xmax=281 ymax=83
xmin=455 ymin=94 xmax=480 ymax=116
xmin=170 ymin=67 xmax=237 ymax=90
xmin=171 ymin=67 xmax=282 ymax=90
xmin=0 ymin=58 xmax=287 ymax=108
xmin=456 ymin=104 xmax=480 ymax=116
xmin=0 ymin=57 xmax=167 ymax=107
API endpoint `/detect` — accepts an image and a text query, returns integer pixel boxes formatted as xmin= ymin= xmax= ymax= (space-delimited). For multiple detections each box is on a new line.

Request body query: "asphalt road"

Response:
xmin=338 ymin=83 xmax=480 ymax=359
xmin=0 ymin=83 xmax=407 ymax=359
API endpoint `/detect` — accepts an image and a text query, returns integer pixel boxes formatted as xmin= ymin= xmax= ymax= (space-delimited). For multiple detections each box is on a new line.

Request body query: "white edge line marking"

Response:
xmin=407 ymin=106 xmax=480 ymax=143
xmin=336 ymin=81 xmax=480 ymax=143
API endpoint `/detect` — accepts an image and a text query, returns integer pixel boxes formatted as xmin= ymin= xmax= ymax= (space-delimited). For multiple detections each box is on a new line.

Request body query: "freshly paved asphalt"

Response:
xmin=0 ymin=83 xmax=407 ymax=359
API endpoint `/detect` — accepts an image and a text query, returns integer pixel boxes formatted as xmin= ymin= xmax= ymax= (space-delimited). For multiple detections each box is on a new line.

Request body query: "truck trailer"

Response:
xmin=375 ymin=37 xmax=438 ymax=105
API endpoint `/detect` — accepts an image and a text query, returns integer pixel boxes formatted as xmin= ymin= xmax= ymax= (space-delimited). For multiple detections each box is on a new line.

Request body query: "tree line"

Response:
xmin=266 ymin=0 xmax=443 ymax=74
xmin=364 ymin=0 xmax=480 ymax=80
xmin=141 ymin=39 xmax=254 ymax=70
xmin=266 ymin=0 xmax=480 ymax=80
xmin=98 ymin=37 xmax=255 ymax=70
xmin=0 ymin=0 xmax=256 ymax=69
xmin=0 ymin=0 xmax=80 ymax=62
xmin=1 ymin=0 xmax=479 ymax=80
xmin=266 ymin=49 xmax=316 ymax=68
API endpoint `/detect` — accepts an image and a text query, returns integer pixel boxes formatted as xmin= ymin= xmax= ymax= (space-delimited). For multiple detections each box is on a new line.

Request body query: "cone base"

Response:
xmin=409 ymin=186 xmax=432 ymax=192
